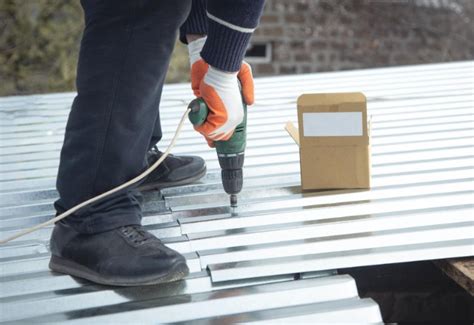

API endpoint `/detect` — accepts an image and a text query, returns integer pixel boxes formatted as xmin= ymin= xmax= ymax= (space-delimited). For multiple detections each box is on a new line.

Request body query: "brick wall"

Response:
xmin=249 ymin=0 xmax=474 ymax=76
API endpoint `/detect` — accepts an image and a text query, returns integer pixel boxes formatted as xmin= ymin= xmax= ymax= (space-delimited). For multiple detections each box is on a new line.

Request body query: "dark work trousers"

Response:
xmin=54 ymin=0 xmax=191 ymax=234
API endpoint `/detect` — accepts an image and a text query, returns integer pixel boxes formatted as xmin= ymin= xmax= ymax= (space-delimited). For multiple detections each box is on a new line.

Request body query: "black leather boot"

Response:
xmin=139 ymin=146 xmax=206 ymax=191
xmin=49 ymin=221 xmax=189 ymax=286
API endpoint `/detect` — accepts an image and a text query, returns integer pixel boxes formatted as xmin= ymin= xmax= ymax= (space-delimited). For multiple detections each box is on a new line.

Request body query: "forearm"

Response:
xmin=180 ymin=0 xmax=208 ymax=44
xmin=185 ymin=1 xmax=260 ymax=144
xmin=202 ymin=0 xmax=265 ymax=72
xmin=181 ymin=0 xmax=265 ymax=72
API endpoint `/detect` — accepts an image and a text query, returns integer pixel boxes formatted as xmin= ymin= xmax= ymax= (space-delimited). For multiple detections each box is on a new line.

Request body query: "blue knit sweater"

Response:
xmin=180 ymin=0 xmax=265 ymax=72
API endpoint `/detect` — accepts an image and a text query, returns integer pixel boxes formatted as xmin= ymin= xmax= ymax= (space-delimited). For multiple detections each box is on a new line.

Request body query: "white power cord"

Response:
xmin=0 ymin=108 xmax=192 ymax=244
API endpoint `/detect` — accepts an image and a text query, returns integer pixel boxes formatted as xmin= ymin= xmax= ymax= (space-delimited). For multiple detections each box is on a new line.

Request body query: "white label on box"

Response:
xmin=303 ymin=112 xmax=363 ymax=136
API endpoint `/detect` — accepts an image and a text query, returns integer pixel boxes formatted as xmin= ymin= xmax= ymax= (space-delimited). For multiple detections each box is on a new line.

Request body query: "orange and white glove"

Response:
xmin=187 ymin=37 xmax=254 ymax=146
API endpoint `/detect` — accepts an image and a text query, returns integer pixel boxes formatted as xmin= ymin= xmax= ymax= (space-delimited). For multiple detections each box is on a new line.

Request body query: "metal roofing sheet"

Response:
xmin=1 ymin=60 xmax=474 ymax=322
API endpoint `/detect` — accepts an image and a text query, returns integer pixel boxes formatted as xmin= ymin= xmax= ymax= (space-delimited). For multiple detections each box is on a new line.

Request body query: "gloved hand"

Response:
xmin=187 ymin=37 xmax=254 ymax=146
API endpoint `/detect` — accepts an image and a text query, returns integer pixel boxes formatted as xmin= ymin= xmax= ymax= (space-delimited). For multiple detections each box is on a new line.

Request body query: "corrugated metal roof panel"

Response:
xmin=1 ymin=61 xmax=473 ymax=322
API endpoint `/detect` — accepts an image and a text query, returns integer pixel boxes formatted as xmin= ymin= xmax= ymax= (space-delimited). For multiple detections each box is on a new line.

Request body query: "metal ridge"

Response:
xmin=2 ymin=61 xmax=474 ymax=322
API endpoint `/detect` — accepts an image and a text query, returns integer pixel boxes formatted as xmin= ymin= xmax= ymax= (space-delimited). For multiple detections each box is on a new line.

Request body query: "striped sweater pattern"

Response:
xmin=180 ymin=0 xmax=265 ymax=72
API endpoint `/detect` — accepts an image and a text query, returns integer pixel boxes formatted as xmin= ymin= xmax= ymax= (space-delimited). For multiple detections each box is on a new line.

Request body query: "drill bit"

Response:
xmin=230 ymin=194 xmax=238 ymax=208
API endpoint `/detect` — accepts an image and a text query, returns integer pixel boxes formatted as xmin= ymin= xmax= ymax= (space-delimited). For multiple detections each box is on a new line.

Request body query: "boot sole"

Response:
xmin=138 ymin=166 xmax=206 ymax=192
xmin=49 ymin=255 xmax=189 ymax=286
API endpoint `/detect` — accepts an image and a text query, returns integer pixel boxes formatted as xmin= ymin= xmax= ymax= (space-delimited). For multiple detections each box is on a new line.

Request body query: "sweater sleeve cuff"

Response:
xmin=200 ymin=19 xmax=252 ymax=72
xmin=179 ymin=0 xmax=208 ymax=44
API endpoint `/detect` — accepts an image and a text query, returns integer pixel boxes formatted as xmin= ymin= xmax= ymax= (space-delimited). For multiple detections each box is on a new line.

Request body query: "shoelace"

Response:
xmin=122 ymin=225 xmax=153 ymax=244
xmin=150 ymin=145 xmax=174 ymax=159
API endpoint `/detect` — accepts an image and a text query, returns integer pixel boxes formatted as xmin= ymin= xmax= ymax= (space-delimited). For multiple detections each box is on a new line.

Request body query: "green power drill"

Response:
xmin=188 ymin=98 xmax=247 ymax=208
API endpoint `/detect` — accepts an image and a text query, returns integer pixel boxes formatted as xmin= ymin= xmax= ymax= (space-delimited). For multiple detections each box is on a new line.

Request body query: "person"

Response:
xmin=49 ymin=0 xmax=265 ymax=286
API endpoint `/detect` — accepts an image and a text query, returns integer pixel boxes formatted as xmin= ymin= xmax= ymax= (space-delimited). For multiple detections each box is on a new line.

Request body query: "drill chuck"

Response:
xmin=219 ymin=152 xmax=244 ymax=195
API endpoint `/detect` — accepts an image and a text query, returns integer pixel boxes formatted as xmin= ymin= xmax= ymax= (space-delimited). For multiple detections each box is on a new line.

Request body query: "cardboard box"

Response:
xmin=285 ymin=92 xmax=371 ymax=190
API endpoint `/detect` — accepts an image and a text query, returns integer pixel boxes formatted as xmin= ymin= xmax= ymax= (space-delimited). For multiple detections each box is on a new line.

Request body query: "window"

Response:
xmin=245 ymin=42 xmax=272 ymax=63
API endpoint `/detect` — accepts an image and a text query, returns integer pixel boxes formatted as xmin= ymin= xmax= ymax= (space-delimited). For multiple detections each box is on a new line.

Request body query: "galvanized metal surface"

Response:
xmin=1 ymin=61 xmax=474 ymax=323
